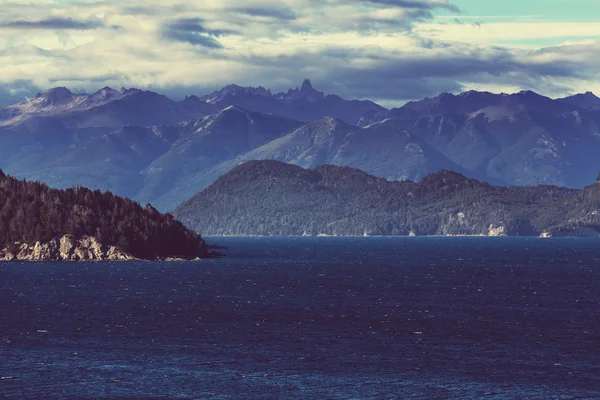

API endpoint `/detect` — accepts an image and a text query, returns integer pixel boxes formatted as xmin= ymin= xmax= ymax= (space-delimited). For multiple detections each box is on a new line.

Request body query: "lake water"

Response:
xmin=2 ymin=237 xmax=600 ymax=399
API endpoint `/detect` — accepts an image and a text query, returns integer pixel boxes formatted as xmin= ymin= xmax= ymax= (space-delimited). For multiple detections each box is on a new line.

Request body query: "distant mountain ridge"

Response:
xmin=173 ymin=160 xmax=600 ymax=237
xmin=388 ymin=90 xmax=570 ymax=119
xmin=197 ymin=78 xmax=386 ymax=126
xmin=0 ymin=79 xmax=387 ymax=129
xmin=558 ymin=92 xmax=600 ymax=110
xmin=384 ymin=90 xmax=600 ymax=188
xmin=1 ymin=82 xmax=600 ymax=211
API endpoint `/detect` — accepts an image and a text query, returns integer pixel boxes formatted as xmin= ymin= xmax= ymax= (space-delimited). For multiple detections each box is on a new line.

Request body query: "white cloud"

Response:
xmin=0 ymin=0 xmax=598 ymax=106
xmin=415 ymin=21 xmax=600 ymax=47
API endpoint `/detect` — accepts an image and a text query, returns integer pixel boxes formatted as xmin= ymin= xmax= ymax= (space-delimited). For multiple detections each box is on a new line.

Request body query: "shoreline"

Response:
xmin=203 ymin=234 xmax=599 ymax=239
xmin=0 ymin=252 xmax=223 ymax=263
xmin=0 ymin=235 xmax=223 ymax=263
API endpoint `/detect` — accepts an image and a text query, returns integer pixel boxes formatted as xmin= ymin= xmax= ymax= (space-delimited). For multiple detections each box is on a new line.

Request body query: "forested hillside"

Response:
xmin=0 ymin=170 xmax=209 ymax=259
xmin=174 ymin=160 xmax=600 ymax=237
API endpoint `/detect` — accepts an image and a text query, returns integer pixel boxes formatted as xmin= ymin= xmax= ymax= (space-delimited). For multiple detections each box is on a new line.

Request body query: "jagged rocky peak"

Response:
xmin=180 ymin=95 xmax=202 ymax=108
xmin=224 ymin=84 xmax=271 ymax=97
xmin=38 ymin=87 xmax=76 ymax=105
xmin=282 ymin=78 xmax=325 ymax=102
xmin=179 ymin=94 xmax=218 ymax=114
xmin=184 ymin=94 xmax=201 ymax=102
xmin=199 ymin=79 xmax=329 ymax=104
xmin=301 ymin=78 xmax=313 ymax=91
xmin=120 ymin=87 xmax=142 ymax=96
xmin=94 ymin=86 xmax=120 ymax=99
xmin=201 ymin=84 xmax=273 ymax=102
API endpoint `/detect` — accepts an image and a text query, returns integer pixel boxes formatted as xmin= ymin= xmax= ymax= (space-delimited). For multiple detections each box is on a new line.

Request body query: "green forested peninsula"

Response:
xmin=0 ymin=170 xmax=209 ymax=260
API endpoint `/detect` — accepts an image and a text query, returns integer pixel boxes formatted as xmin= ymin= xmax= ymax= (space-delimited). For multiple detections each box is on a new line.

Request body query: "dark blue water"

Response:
xmin=2 ymin=237 xmax=600 ymax=399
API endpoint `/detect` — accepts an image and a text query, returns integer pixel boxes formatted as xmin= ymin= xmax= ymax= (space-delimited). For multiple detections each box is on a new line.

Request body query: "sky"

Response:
xmin=0 ymin=0 xmax=599 ymax=107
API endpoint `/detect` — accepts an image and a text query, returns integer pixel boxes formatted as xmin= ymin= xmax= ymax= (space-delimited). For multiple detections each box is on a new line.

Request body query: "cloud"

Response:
xmin=230 ymin=7 xmax=297 ymax=21
xmin=211 ymin=36 xmax=600 ymax=103
xmin=0 ymin=17 xmax=109 ymax=31
xmin=360 ymin=0 xmax=460 ymax=12
xmin=161 ymin=18 xmax=238 ymax=48
xmin=0 ymin=0 xmax=598 ymax=107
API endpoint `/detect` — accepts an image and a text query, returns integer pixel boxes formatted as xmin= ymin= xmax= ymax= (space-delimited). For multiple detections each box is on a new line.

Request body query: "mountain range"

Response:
xmin=173 ymin=160 xmax=600 ymax=237
xmin=1 ymin=80 xmax=600 ymax=210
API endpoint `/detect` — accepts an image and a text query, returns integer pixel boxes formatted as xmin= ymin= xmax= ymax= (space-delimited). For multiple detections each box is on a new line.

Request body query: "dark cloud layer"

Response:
xmin=360 ymin=0 xmax=460 ymax=12
xmin=225 ymin=42 xmax=591 ymax=102
xmin=122 ymin=4 xmax=195 ymax=16
xmin=162 ymin=18 xmax=238 ymax=48
xmin=356 ymin=8 xmax=437 ymax=31
xmin=231 ymin=7 xmax=297 ymax=20
xmin=0 ymin=17 xmax=108 ymax=30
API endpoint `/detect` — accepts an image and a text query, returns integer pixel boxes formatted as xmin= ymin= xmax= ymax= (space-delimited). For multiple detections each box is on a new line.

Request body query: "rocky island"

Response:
xmin=0 ymin=170 xmax=212 ymax=261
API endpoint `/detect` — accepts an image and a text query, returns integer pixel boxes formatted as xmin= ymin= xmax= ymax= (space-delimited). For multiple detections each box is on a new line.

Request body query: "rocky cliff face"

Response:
xmin=0 ymin=235 xmax=136 ymax=262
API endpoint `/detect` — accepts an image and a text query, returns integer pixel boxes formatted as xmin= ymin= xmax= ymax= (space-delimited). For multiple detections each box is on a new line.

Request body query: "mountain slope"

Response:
xmin=174 ymin=160 xmax=583 ymax=237
xmin=0 ymin=103 xmax=305 ymax=210
xmin=135 ymin=106 xmax=305 ymax=209
xmin=18 ymin=125 xmax=178 ymax=198
xmin=184 ymin=117 xmax=483 ymax=197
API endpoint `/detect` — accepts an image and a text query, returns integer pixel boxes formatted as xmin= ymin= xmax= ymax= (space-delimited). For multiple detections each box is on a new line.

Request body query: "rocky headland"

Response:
xmin=0 ymin=170 xmax=212 ymax=261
